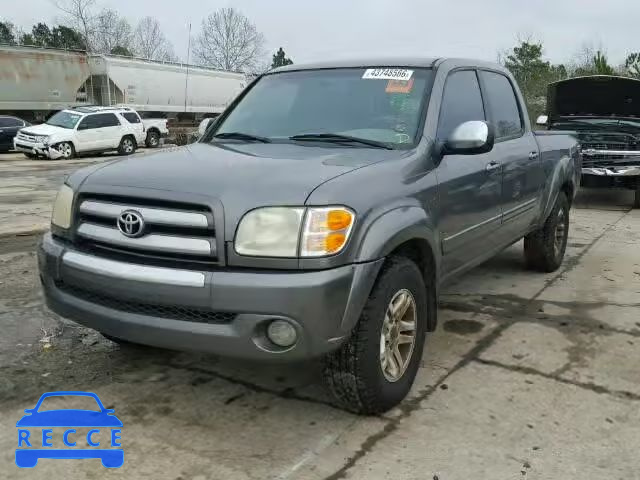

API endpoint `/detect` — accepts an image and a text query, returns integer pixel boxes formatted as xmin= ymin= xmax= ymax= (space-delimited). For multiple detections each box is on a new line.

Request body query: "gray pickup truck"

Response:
xmin=39 ymin=57 xmax=580 ymax=413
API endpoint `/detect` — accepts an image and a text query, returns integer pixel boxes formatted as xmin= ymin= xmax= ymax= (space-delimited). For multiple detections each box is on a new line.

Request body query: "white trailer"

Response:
xmin=0 ymin=45 xmax=247 ymax=121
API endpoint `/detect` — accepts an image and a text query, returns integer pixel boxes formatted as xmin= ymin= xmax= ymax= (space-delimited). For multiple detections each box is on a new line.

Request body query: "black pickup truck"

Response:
xmin=539 ymin=75 xmax=640 ymax=207
xmin=39 ymin=57 xmax=580 ymax=413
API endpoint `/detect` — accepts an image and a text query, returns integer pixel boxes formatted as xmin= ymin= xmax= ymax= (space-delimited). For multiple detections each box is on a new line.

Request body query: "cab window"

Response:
xmin=437 ymin=70 xmax=485 ymax=140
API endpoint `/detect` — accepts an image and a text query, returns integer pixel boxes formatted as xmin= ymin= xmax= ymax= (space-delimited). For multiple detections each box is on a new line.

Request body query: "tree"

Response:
xmin=51 ymin=25 xmax=86 ymax=49
xmin=91 ymin=9 xmax=133 ymax=55
xmin=54 ymin=0 xmax=97 ymax=51
xmin=0 ymin=21 xmax=17 ymax=45
xmin=570 ymin=45 xmax=617 ymax=76
xmin=271 ymin=47 xmax=293 ymax=68
xmin=31 ymin=22 xmax=52 ymax=47
xmin=592 ymin=51 xmax=615 ymax=75
xmin=110 ymin=45 xmax=133 ymax=56
xmin=133 ymin=17 xmax=176 ymax=61
xmin=194 ymin=8 xmax=265 ymax=71
xmin=502 ymin=39 xmax=567 ymax=122
xmin=625 ymin=53 xmax=640 ymax=78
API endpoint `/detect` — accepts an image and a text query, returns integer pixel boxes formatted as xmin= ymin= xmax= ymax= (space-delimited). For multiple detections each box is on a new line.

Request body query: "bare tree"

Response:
xmin=52 ymin=0 xmax=97 ymax=50
xmin=92 ymin=9 xmax=133 ymax=54
xmin=194 ymin=8 xmax=265 ymax=71
xmin=133 ymin=17 xmax=176 ymax=61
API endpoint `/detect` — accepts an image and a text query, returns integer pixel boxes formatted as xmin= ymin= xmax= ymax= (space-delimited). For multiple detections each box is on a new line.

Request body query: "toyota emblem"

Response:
xmin=117 ymin=210 xmax=145 ymax=238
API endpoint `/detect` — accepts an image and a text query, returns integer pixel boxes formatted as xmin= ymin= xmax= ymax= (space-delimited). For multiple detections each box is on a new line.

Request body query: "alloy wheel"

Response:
xmin=379 ymin=289 xmax=418 ymax=382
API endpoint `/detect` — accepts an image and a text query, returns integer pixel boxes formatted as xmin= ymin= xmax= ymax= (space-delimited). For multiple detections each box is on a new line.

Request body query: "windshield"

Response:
xmin=47 ymin=111 xmax=83 ymax=129
xmin=211 ymin=68 xmax=433 ymax=148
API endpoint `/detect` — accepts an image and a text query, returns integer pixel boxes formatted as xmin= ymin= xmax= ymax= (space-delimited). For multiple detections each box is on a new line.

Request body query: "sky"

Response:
xmin=6 ymin=0 xmax=640 ymax=67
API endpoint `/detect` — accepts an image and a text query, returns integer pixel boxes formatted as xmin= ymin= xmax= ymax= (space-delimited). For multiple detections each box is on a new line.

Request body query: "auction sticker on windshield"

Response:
xmin=362 ymin=68 xmax=414 ymax=81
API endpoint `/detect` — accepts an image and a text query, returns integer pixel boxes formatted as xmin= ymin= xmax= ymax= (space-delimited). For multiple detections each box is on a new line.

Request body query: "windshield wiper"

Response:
xmin=213 ymin=132 xmax=271 ymax=143
xmin=289 ymin=133 xmax=393 ymax=150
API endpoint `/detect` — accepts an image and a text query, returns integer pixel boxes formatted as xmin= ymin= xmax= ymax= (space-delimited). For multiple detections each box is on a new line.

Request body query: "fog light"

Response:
xmin=266 ymin=320 xmax=297 ymax=348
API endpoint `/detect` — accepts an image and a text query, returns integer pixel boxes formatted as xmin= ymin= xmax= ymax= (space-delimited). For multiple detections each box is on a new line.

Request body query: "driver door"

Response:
xmin=435 ymin=70 xmax=504 ymax=276
xmin=75 ymin=115 xmax=101 ymax=152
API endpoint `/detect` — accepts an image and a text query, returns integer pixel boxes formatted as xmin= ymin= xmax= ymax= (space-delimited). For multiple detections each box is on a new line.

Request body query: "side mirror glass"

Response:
xmin=77 ymin=123 xmax=88 ymax=131
xmin=445 ymin=121 xmax=494 ymax=155
xmin=536 ymin=115 xmax=548 ymax=126
xmin=198 ymin=118 xmax=213 ymax=137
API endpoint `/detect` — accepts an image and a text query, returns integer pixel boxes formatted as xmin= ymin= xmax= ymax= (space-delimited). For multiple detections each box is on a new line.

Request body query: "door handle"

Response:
xmin=529 ymin=151 xmax=539 ymax=160
xmin=485 ymin=161 xmax=501 ymax=172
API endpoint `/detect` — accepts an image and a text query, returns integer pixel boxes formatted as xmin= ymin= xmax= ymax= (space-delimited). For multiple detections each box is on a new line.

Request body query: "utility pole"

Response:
xmin=184 ymin=23 xmax=192 ymax=113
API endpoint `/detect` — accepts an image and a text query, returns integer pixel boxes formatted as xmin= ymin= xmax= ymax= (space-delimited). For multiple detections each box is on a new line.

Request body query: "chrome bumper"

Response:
xmin=13 ymin=140 xmax=63 ymax=159
xmin=582 ymin=166 xmax=640 ymax=177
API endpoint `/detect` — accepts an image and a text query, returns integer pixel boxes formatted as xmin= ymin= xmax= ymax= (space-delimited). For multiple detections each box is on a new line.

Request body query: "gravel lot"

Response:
xmin=1 ymin=151 xmax=639 ymax=479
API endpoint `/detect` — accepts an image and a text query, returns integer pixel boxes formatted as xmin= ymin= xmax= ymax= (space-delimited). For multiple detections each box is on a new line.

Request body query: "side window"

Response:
xmin=0 ymin=117 xmax=23 ymax=127
xmin=122 ymin=112 xmax=141 ymax=124
xmin=94 ymin=113 xmax=121 ymax=128
xmin=437 ymin=70 xmax=485 ymax=140
xmin=78 ymin=115 xmax=97 ymax=130
xmin=479 ymin=71 xmax=523 ymax=139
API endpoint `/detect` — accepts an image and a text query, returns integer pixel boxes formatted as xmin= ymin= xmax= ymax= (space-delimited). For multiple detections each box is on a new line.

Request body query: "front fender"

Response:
xmin=356 ymin=206 xmax=441 ymax=283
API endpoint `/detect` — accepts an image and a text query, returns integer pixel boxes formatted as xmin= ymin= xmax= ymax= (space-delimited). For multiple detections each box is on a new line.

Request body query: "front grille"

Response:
xmin=74 ymin=196 xmax=218 ymax=266
xmin=57 ymin=281 xmax=236 ymax=324
xmin=17 ymin=131 xmax=38 ymax=143
xmin=581 ymin=134 xmax=640 ymax=167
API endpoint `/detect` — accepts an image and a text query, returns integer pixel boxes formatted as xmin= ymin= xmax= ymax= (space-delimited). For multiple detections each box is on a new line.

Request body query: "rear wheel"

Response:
xmin=118 ymin=136 xmax=136 ymax=155
xmin=146 ymin=130 xmax=160 ymax=148
xmin=524 ymin=193 xmax=570 ymax=272
xmin=323 ymin=256 xmax=429 ymax=414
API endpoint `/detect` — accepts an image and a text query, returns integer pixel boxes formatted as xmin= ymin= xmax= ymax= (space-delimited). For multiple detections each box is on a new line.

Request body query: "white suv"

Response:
xmin=14 ymin=107 xmax=146 ymax=160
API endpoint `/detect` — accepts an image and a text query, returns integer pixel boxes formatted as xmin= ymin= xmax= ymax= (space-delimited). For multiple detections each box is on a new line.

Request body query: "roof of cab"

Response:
xmin=270 ymin=57 xmax=506 ymax=74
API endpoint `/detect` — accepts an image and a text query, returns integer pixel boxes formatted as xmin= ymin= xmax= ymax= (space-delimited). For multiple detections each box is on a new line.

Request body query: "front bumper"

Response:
xmin=13 ymin=139 xmax=62 ymax=159
xmin=582 ymin=166 xmax=640 ymax=177
xmin=38 ymin=233 xmax=383 ymax=360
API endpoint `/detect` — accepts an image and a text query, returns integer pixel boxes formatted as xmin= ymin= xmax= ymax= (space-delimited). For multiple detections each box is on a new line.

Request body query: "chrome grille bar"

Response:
xmin=80 ymin=200 xmax=209 ymax=228
xmin=77 ymin=223 xmax=213 ymax=256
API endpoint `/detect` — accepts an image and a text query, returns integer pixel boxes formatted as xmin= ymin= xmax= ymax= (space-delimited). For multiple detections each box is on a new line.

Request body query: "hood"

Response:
xmin=81 ymin=141 xmax=405 ymax=236
xmin=21 ymin=123 xmax=70 ymax=136
xmin=548 ymin=75 xmax=640 ymax=119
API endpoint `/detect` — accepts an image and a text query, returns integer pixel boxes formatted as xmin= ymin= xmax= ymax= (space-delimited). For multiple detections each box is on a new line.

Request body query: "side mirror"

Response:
xmin=536 ymin=115 xmax=549 ymax=126
xmin=445 ymin=121 xmax=495 ymax=155
xmin=77 ymin=123 xmax=88 ymax=131
xmin=198 ymin=118 xmax=214 ymax=137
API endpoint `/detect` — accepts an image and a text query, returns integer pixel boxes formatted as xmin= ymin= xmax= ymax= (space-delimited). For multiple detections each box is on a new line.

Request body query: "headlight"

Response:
xmin=51 ymin=184 xmax=74 ymax=229
xmin=235 ymin=207 xmax=304 ymax=257
xmin=235 ymin=206 xmax=355 ymax=258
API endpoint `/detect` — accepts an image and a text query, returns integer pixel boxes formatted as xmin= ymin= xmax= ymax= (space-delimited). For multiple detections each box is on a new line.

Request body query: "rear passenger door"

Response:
xmin=436 ymin=70 xmax=504 ymax=275
xmin=92 ymin=113 xmax=123 ymax=150
xmin=478 ymin=70 xmax=543 ymax=236
xmin=121 ymin=112 xmax=145 ymax=145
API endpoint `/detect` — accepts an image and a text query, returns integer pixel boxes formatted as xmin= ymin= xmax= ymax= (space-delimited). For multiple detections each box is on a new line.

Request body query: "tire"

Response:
xmin=118 ymin=136 xmax=136 ymax=155
xmin=323 ymin=256 xmax=429 ymax=414
xmin=23 ymin=153 xmax=37 ymax=159
xmin=146 ymin=130 xmax=160 ymax=148
xmin=524 ymin=193 xmax=570 ymax=272
xmin=53 ymin=142 xmax=75 ymax=160
xmin=634 ymin=185 xmax=640 ymax=209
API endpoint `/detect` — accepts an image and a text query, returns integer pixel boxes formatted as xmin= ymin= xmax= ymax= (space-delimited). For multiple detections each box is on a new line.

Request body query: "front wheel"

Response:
xmin=524 ymin=193 xmax=570 ymax=272
xmin=53 ymin=142 xmax=74 ymax=160
xmin=323 ymin=256 xmax=429 ymax=414
xmin=118 ymin=136 xmax=136 ymax=155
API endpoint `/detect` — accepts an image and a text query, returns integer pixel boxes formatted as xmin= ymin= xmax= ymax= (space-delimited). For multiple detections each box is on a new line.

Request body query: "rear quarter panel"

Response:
xmin=533 ymin=131 xmax=581 ymax=223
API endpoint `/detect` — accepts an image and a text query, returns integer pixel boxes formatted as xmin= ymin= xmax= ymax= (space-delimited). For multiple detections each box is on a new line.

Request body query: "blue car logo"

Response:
xmin=16 ymin=391 xmax=123 ymax=468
